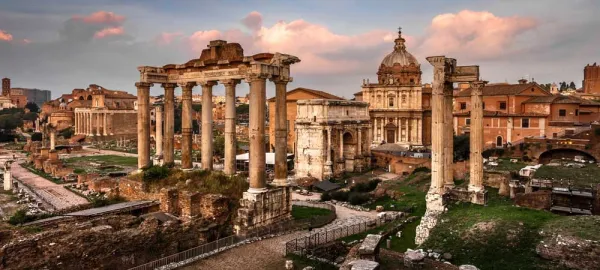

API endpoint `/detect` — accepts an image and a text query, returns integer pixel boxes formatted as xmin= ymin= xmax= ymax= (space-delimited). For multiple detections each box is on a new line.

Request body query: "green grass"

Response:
xmin=422 ymin=191 xmax=561 ymax=270
xmin=21 ymin=163 xmax=63 ymax=184
xmin=534 ymin=165 xmax=600 ymax=186
xmin=291 ymin=206 xmax=333 ymax=220
xmin=541 ymin=216 xmax=600 ymax=241
xmin=63 ymin=155 xmax=138 ymax=167
xmin=385 ymin=217 xmax=420 ymax=253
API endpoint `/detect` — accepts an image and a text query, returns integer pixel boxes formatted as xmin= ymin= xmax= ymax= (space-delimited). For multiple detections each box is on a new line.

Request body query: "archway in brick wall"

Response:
xmin=538 ymin=148 xmax=596 ymax=164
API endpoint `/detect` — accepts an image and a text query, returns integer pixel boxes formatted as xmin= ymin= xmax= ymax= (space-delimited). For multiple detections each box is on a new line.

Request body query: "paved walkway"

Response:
xmin=10 ymin=162 xmax=88 ymax=211
xmin=81 ymin=146 xmax=137 ymax=157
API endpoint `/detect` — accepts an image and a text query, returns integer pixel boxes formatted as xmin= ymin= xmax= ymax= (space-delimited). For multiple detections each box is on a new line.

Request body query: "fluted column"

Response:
xmin=136 ymin=82 xmax=153 ymax=170
xmin=74 ymin=113 xmax=78 ymax=134
xmin=444 ymin=83 xmax=454 ymax=188
xmin=272 ymin=77 xmax=290 ymax=186
xmin=357 ymin=128 xmax=362 ymax=156
xmin=155 ymin=105 xmax=163 ymax=157
xmin=87 ymin=112 xmax=92 ymax=136
xmin=223 ymin=79 xmax=239 ymax=175
xmin=162 ymin=83 xmax=177 ymax=165
xmin=200 ymin=81 xmax=217 ymax=171
xmin=247 ymin=74 xmax=267 ymax=193
xmin=427 ymin=56 xmax=447 ymax=194
xmin=469 ymin=80 xmax=487 ymax=192
xmin=103 ymin=112 xmax=107 ymax=136
xmin=180 ymin=82 xmax=196 ymax=170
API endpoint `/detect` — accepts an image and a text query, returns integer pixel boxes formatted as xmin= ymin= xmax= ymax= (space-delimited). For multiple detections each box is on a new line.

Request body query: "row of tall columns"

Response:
xmin=469 ymin=81 xmax=487 ymax=192
xmin=136 ymin=82 xmax=152 ymax=170
xmin=223 ymin=79 xmax=239 ymax=175
xmin=443 ymin=85 xmax=454 ymax=189
xmin=74 ymin=111 xmax=112 ymax=136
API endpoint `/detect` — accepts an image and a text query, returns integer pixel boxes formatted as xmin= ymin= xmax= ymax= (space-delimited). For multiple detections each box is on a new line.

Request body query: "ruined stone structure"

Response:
xmin=360 ymin=28 xmax=431 ymax=148
xmin=268 ymin=87 xmax=344 ymax=153
xmin=583 ymin=62 xmax=600 ymax=95
xmin=136 ymin=40 xmax=300 ymax=233
xmin=416 ymin=56 xmax=483 ymax=245
xmin=1 ymin=78 xmax=28 ymax=108
xmin=73 ymin=85 xmax=137 ymax=140
xmin=295 ymin=99 xmax=371 ymax=180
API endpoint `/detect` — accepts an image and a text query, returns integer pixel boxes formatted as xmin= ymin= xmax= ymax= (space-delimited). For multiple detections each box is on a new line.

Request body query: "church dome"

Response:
xmin=380 ymin=28 xmax=419 ymax=67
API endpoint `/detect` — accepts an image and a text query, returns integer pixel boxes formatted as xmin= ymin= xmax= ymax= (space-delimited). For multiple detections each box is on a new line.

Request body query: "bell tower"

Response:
xmin=2 ymin=78 xmax=10 ymax=97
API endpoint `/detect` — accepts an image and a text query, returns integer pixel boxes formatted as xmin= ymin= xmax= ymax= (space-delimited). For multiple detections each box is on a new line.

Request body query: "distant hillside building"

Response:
xmin=11 ymin=88 xmax=51 ymax=106
xmin=1 ymin=78 xmax=27 ymax=108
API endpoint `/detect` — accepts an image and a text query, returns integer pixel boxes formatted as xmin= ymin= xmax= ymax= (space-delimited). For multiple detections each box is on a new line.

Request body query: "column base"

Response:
xmin=247 ymin=187 xmax=268 ymax=194
xmin=444 ymin=183 xmax=456 ymax=191
xmin=272 ymin=178 xmax=289 ymax=187
xmin=470 ymin=188 xmax=488 ymax=205
xmin=235 ymin=186 xmax=292 ymax=235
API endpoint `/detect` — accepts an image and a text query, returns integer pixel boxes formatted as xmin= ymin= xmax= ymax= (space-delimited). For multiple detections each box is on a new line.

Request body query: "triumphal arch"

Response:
xmin=136 ymin=40 xmax=300 ymax=233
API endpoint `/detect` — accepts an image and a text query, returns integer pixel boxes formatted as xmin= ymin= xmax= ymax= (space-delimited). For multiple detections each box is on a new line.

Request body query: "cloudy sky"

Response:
xmin=0 ymin=0 xmax=598 ymax=99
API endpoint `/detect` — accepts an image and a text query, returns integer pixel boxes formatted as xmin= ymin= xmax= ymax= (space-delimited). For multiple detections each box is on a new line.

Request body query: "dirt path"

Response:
xmin=81 ymin=146 xmax=137 ymax=157
xmin=292 ymin=193 xmax=378 ymax=220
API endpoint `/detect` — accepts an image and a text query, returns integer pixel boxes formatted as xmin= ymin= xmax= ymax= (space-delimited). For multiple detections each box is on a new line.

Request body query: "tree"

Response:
xmin=23 ymin=112 xmax=38 ymax=121
xmin=453 ymin=134 xmax=470 ymax=162
xmin=192 ymin=104 xmax=202 ymax=112
xmin=569 ymin=81 xmax=576 ymax=90
xmin=559 ymin=82 xmax=567 ymax=91
xmin=25 ymin=102 xmax=39 ymax=113
xmin=540 ymin=83 xmax=551 ymax=91
xmin=214 ymin=135 xmax=225 ymax=157
xmin=236 ymin=104 xmax=249 ymax=115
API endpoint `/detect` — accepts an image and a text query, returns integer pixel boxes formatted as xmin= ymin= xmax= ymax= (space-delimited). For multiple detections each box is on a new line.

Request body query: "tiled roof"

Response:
xmin=267 ymin=87 xmax=344 ymax=101
xmin=454 ymin=110 xmax=548 ymax=117
xmin=456 ymin=82 xmax=546 ymax=97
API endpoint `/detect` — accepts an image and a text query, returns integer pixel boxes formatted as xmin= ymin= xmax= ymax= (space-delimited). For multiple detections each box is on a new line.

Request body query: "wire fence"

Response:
xmin=284 ymin=218 xmax=383 ymax=256
xmin=128 ymin=201 xmax=336 ymax=270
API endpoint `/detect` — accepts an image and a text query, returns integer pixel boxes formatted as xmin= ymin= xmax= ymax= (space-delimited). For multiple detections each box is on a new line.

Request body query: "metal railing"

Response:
xmin=128 ymin=202 xmax=336 ymax=270
xmin=285 ymin=218 xmax=382 ymax=256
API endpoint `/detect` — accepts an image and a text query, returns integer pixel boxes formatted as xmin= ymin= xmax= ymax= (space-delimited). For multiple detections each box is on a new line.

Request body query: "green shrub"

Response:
xmin=585 ymin=144 xmax=592 ymax=150
xmin=348 ymin=192 xmax=370 ymax=205
xmin=58 ymin=127 xmax=74 ymax=139
xmin=320 ymin=192 xmax=331 ymax=201
xmin=330 ymin=190 xmax=350 ymax=201
xmin=412 ymin=167 xmax=431 ymax=174
xmin=142 ymin=165 xmax=170 ymax=182
xmin=482 ymin=148 xmax=505 ymax=158
xmin=350 ymin=179 xmax=381 ymax=193
xmin=522 ymin=155 xmax=532 ymax=162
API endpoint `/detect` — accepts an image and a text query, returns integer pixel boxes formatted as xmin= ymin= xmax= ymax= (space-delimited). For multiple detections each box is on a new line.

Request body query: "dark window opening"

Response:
xmin=522 ymin=118 xmax=530 ymax=128
xmin=559 ymin=109 xmax=566 ymax=117
xmin=460 ymin=102 xmax=467 ymax=110
xmin=466 ymin=118 xmax=471 ymax=125
xmin=499 ymin=102 xmax=507 ymax=110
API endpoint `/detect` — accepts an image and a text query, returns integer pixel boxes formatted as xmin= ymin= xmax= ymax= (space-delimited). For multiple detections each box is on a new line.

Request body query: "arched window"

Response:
xmin=496 ymin=136 xmax=503 ymax=147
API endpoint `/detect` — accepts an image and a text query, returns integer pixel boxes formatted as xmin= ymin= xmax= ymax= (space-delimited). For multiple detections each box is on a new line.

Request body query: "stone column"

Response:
xmin=427 ymin=57 xmax=447 ymax=194
xmin=247 ymin=74 xmax=267 ymax=193
xmin=469 ymin=81 xmax=487 ymax=194
xmin=4 ymin=167 xmax=12 ymax=191
xmin=87 ymin=112 xmax=92 ymax=136
xmin=180 ymin=82 xmax=196 ymax=170
xmin=357 ymin=128 xmax=362 ymax=156
xmin=222 ymin=79 xmax=239 ymax=175
xmin=162 ymin=83 xmax=177 ymax=165
xmin=417 ymin=118 xmax=422 ymax=145
xmin=109 ymin=113 xmax=114 ymax=135
xmin=50 ymin=130 xmax=55 ymax=150
xmin=103 ymin=112 xmax=108 ymax=136
xmin=339 ymin=129 xmax=344 ymax=160
xmin=200 ymin=81 xmax=217 ymax=171
xmin=273 ymin=77 xmax=290 ymax=186
xmin=155 ymin=105 xmax=163 ymax=157
xmin=136 ymin=82 xmax=153 ymax=170
xmin=444 ymin=82 xmax=454 ymax=188
xmin=372 ymin=118 xmax=377 ymax=143
xmin=324 ymin=127 xmax=333 ymax=179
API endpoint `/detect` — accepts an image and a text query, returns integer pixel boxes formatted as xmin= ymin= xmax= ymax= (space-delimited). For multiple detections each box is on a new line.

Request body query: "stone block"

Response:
xmin=349 ymin=259 xmax=379 ymax=270
xmin=375 ymin=205 xmax=384 ymax=212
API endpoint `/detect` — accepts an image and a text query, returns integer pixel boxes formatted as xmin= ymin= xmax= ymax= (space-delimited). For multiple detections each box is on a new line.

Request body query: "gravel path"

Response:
xmin=10 ymin=162 xmax=88 ymax=210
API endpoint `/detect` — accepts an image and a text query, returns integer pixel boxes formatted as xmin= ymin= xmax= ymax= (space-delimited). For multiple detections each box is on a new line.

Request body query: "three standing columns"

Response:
xmin=162 ymin=83 xmax=177 ymax=165
xmin=273 ymin=78 xmax=290 ymax=186
xmin=469 ymin=81 xmax=487 ymax=192
xmin=247 ymin=75 xmax=268 ymax=193
xmin=223 ymin=79 xmax=239 ymax=175
xmin=180 ymin=82 xmax=195 ymax=170
xmin=427 ymin=56 xmax=447 ymax=194
xmin=136 ymin=82 xmax=153 ymax=170
xmin=201 ymin=81 xmax=217 ymax=171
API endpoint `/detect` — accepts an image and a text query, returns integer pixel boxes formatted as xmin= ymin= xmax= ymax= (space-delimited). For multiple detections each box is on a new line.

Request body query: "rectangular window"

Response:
xmin=559 ymin=109 xmax=566 ymax=117
xmin=460 ymin=102 xmax=467 ymax=110
xmin=389 ymin=97 xmax=394 ymax=107
xmin=575 ymin=109 xmax=579 ymax=116
xmin=466 ymin=118 xmax=471 ymax=125
xmin=499 ymin=102 xmax=507 ymax=110
xmin=482 ymin=102 xmax=485 ymax=109
xmin=522 ymin=118 xmax=530 ymax=128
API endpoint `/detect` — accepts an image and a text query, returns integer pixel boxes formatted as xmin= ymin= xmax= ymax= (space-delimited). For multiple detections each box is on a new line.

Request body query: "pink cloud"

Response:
xmin=94 ymin=26 xmax=125 ymax=39
xmin=0 ymin=30 xmax=13 ymax=42
xmin=20 ymin=39 xmax=31 ymax=44
xmin=188 ymin=12 xmax=395 ymax=74
xmin=156 ymin=32 xmax=184 ymax=45
xmin=417 ymin=10 xmax=538 ymax=60
xmin=73 ymin=11 xmax=125 ymax=24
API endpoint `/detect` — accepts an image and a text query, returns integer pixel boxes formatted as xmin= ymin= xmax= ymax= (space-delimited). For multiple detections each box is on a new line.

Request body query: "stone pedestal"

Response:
xmin=323 ymin=161 xmax=333 ymax=180
xmin=4 ymin=169 xmax=12 ymax=191
xmin=470 ymin=189 xmax=488 ymax=205
xmin=234 ymin=186 xmax=292 ymax=235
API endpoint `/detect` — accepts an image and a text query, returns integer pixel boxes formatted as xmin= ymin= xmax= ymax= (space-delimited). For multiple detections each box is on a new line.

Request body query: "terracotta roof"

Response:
xmin=456 ymin=82 xmax=548 ymax=97
xmin=454 ymin=110 xmax=548 ymax=117
xmin=267 ymin=87 xmax=344 ymax=102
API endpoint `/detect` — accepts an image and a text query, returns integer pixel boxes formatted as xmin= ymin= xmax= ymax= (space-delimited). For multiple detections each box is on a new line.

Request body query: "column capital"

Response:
xmin=178 ymin=81 xmax=196 ymax=89
xmin=161 ymin=83 xmax=178 ymax=89
xmin=135 ymin=82 xmax=153 ymax=88
xmin=198 ymin=80 xmax=218 ymax=87
xmin=245 ymin=73 xmax=269 ymax=83
xmin=470 ymin=80 xmax=488 ymax=96
xmin=220 ymin=79 xmax=241 ymax=87
xmin=270 ymin=76 xmax=293 ymax=85
xmin=154 ymin=104 xmax=163 ymax=111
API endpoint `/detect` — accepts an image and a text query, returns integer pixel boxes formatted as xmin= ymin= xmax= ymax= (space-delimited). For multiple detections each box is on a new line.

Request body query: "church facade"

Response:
xmin=358 ymin=29 xmax=432 ymax=149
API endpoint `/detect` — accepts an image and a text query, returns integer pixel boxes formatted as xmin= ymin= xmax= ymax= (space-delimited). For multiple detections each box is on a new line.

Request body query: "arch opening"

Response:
xmin=538 ymin=148 xmax=597 ymax=164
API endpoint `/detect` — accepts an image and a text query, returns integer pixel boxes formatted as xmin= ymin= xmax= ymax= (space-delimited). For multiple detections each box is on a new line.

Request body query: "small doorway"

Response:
xmin=496 ymin=136 xmax=503 ymax=147
xmin=387 ymin=130 xmax=395 ymax=143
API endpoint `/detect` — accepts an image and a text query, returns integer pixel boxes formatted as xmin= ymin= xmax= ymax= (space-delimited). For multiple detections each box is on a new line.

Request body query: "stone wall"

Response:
xmin=235 ymin=187 xmax=292 ymax=234
xmin=514 ymin=190 xmax=552 ymax=210
xmin=0 ymin=215 xmax=221 ymax=270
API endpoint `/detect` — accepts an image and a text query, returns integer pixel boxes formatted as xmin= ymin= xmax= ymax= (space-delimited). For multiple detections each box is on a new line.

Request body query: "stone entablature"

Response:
xmin=295 ymin=99 xmax=371 ymax=180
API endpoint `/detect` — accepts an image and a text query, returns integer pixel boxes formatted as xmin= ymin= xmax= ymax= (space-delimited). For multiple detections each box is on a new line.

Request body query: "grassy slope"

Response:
xmin=422 ymin=191 xmax=561 ymax=270
xmin=534 ymin=165 xmax=600 ymax=186
xmin=63 ymin=155 xmax=138 ymax=167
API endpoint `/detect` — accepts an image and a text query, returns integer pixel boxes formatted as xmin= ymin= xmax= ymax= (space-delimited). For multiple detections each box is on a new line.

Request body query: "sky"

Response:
xmin=0 ymin=0 xmax=599 ymax=99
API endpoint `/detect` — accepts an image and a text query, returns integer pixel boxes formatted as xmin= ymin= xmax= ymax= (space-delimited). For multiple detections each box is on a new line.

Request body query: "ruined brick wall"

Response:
xmin=515 ymin=190 xmax=552 ymax=210
xmin=118 ymin=179 xmax=161 ymax=201
xmin=110 ymin=113 xmax=137 ymax=136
